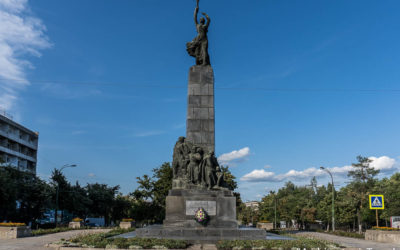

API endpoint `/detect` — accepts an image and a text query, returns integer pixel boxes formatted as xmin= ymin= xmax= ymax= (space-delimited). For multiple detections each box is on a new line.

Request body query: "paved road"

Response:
xmin=0 ymin=229 xmax=110 ymax=250
xmin=294 ymin=231 xmax=400 ymax=250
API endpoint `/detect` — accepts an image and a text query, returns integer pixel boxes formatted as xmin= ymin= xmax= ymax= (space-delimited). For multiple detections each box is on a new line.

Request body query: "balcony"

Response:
xmin=0 ymin=129 xmax=38 ymax=150
xmin=0 ymin=145 xmax=36 ymax=163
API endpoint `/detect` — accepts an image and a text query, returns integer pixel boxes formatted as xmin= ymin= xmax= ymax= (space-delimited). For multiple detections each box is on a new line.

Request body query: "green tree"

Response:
xmin=132 ymin=163 xmax=172 ymax=223
xmin=220 ymin=165 xmax=238 ymax=191
xmin=0 ymin=166 xmax=52 ymax=224
xmin=111 ymin=195 xmax=134 ymax=223
xmin=69 ymin=181 xmax=91 ymax=219
xmin=348 ymin=156 xmax=379 ymax=233
xmin=87 ymin=183 xmax=120 ymax=226
xmin=51 ymin=168 xmax=74 ymax=224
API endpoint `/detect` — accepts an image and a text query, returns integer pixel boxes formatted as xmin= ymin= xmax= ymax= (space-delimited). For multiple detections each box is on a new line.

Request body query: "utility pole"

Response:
xmin=55 ymin=164 xmax=77 ymax=227
xmin=320 ymin=166 xmax=335 ymax=231
xmin=274 ymin=196 xmax=277 ymax=229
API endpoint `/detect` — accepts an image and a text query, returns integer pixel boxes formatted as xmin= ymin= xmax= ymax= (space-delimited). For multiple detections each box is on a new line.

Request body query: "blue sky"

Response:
xmin=1 ymin=0 xmax=400 ymax=201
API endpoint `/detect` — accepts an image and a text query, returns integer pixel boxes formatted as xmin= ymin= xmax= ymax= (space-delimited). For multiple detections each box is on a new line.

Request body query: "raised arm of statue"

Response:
xmin=194 ymin=6 xmax=199 ymax=25
xmin=202 ymin=12 xmax=210 ymax=28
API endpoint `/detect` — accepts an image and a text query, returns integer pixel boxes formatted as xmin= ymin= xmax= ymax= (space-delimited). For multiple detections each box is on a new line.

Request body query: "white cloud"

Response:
xmin=133 ymin=130 xmax=164 ymax=137
xmin=218 ymin=147 xmax=250 ymax=165
xmin=0 ymin=0 xmax=50 ymax=111
xmin=241 ymin=156 xmax=398 ymax=183
xmin=88 ymin=173 xmax=96 ymax=178
xmin=369 ymin=156 xmax=396 ymax=172
xmin=241 ymin=169 xmax=277 ymax=182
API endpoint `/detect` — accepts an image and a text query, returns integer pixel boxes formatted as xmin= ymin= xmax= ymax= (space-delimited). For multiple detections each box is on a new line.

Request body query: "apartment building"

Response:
xmin=0 ymin=113 xmax=39 ymax=174
xmin=245 ymin=201 xmax=259 ymax=211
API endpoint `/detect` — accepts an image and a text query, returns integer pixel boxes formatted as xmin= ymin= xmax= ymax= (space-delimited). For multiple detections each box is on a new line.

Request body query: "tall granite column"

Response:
xmin=186 ymin=65 xmax=215 ymax=153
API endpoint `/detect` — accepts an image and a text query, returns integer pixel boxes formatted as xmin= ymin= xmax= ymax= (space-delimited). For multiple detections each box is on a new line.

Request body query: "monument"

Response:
xmin=136 ymin=0 xmax=267 ymax=242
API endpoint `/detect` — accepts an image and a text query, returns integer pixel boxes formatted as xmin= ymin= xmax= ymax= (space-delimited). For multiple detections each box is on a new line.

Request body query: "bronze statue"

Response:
xmin=200 ymin=151 xmax=218 ymax=189
xmin=172 ymin=136 xmax=226 ymax=190
xmin=186 ymin=0 xmax=211 ymax=66
xmin=172 ymin=137 xmax=190 ymax=179
xmin=188 ymin=146 xmax=203 ymax=184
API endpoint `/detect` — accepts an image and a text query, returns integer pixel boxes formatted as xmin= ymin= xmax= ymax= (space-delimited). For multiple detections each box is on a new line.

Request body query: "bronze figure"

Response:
xmin=186 ymin=0 xmax=211 ymax=66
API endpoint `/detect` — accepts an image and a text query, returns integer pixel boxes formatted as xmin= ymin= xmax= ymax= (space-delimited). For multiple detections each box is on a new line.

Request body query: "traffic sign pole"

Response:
xmin=376 ymin=210 xmax=379 ymax=227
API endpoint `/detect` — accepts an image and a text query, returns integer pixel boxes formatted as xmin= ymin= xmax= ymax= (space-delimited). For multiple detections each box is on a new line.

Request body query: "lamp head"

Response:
xmin=320 ymin=166 xmax=325 ymax=170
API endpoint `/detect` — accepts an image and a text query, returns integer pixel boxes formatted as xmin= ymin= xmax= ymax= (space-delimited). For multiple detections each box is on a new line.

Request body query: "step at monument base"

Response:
xmin=136 ymin=225 xmax=267 ymax=243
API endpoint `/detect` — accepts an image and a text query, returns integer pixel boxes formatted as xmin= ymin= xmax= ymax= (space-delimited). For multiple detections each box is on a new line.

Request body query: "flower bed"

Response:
xmin=0 ymin=222 xmax=26 ymax=227
xmin=58 ymin=228 xmax=188 ymax=249
xmin=371 ymin=226 xmax=400 ymax=231
xmin=32 ymin=226 xmax=92 ymax=236
xmin=217 ymin=237 xmax=339 ymax=249
xmin=316 ymin=229 xmax=365 ymax=239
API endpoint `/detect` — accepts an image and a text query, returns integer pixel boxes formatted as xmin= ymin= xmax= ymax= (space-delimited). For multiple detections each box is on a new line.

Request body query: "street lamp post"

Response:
xmin=274 ymin=196 xmax=277 ymax=230
xmin=320 ymin=166 xmax=335 ymax=232
xmin=55 ymin=164 xmax=77 ymax=227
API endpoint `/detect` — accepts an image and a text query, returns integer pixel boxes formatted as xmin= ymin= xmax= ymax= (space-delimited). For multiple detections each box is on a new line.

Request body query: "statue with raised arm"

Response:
xmin=186 ymin=0 xmax=211 ymax=66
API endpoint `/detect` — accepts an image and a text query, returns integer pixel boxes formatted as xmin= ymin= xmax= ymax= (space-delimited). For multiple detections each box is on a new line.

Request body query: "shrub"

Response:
xmin=67 ymin=229 xmax=189 ymax=249
xmin=316 ymin=229 xmax=364 ymax=238
xmin=372 ymin=226 xmax=400 ymax=231
xmin=31 ymin=226 xmax=92 ymax=236
xmin=0 ymin=222 xmax=26 ymax=227
xmin=217 ymin=238 xmax=338 ymax=249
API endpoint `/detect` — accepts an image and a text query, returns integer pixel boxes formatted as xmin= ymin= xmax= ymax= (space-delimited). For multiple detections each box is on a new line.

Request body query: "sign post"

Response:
xmin=369 ymin=195 xmax=384 ymax=227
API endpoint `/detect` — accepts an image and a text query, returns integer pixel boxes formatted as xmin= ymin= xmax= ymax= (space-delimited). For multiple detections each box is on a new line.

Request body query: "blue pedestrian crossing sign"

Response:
xmin=369 ymin=195 xmax=384 ymax=210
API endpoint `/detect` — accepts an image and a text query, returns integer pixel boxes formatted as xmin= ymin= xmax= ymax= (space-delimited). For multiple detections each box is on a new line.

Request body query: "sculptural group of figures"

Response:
xmin=172 ymin=137 xmax=226 ymax=190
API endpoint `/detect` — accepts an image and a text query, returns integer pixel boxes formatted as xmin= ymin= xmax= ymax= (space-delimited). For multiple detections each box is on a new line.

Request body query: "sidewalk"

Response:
xmin=0 ymin=229 xmax=110 ymax=250
xmin=294 ymin=231 xmax=399 ymax=250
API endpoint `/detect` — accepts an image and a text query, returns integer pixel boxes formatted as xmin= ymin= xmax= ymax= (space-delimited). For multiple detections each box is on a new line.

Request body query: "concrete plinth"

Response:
xmin=69 ymin=222 xmax=82 ymax=229
xmin=365 ymin=230 xmax=400 ymax=244
xmin=257 ymin=222 xmax=274 ymax=230
xmin=0 ymin=226 xmax=31 ymax=239
xmin=120 ymin=221 xmax=135 ymax=229
xmin=186 ymin=65 xmax=215 ymax=153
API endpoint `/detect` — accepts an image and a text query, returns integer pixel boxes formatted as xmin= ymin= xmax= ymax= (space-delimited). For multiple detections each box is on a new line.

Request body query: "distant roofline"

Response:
xmin=0 ymin=114 xmax=39 ymax=138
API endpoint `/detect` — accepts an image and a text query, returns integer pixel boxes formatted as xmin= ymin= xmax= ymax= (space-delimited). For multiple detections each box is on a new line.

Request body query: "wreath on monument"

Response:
xmin=194 ymin=207 xmax=209 ymax=226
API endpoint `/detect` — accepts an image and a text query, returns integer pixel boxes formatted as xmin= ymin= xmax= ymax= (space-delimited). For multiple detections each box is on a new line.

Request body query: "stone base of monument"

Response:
xmin=136 ymin=225 xmax=266 ymax=243
xmin=136 ymin=189 xmax=267 ymax=243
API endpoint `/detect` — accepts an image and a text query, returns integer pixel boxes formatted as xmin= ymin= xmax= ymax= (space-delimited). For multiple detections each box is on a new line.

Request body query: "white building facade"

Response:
xmin=0 ymin=113 xmax=38 ymax=174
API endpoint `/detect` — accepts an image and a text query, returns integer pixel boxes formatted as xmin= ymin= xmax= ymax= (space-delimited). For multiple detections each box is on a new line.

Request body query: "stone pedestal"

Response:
xmin=0 ymin=226 xmax=31 ymax=239
xmin=186 ymin=65 xmax=215 ymax=153
xmin=120 ymin=221 xmax=135 ymax=229
xmin=164 ymin=189 xmax=237 ymax=229
xmin=68 ymin=222 xmax=82 ymax=229
xmin=136 ymin=189 xmax=267 ymax=243
xmin=257 ymin=222 xmax=274 ymax=230
xmin=365 ymin=230 xmax=400 ymax=244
